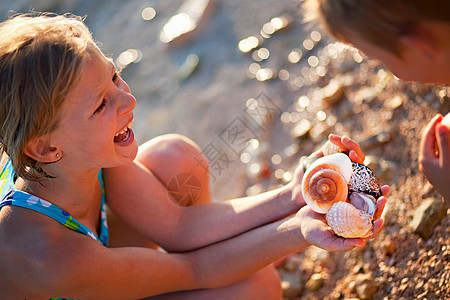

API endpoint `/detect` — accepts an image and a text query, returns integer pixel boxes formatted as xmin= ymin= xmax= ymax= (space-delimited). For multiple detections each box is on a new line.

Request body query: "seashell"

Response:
xmin=325 ymin=201 xmax=373 ymax=238
xmin=302 ymin=151 xmax=383 ymax=238
xmin=349 ymin=162 xmax=382 ymax=200
xmin=349 ymin=192 xmax=376 ymax=216
xmin=302 ymin=153 xmax=353 ymax=214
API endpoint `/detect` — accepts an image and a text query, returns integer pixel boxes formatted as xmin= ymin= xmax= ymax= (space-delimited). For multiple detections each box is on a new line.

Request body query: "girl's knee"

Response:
xmin=137 ymin=134 xmax=210 ymax=206
xmin=254 ymin=265 xmax=283 ymax=299
xmin=238 ymin=265 xmax=282 ymax=300
xmin=137 ymin=134 xmax=204 ymax=169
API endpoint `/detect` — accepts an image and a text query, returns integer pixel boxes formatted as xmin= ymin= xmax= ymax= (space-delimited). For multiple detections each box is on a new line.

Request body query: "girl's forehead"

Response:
xmin=86 ymin=43 xmax=114 ymax=66
xmin=59 ymin=46 xmax=113 ymax=116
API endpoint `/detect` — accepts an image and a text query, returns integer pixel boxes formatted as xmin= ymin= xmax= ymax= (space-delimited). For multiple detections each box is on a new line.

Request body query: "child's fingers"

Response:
xmin=328 ymin=133 xmax=342 ymax=144
xmin=365 ymin=218 xmax=384 ymax=239
xmin=348 ymin=150 xmax=364 ymax=165
xmin=437 ymin=124 xmax=450 ymax=166
xmin=341 ymin=136 xmax=365 ymax=162
xmin=343 ymin=238 xmax=365 ymax=250
xmin=373 ymin=196 xmax=387 ymax=220
xmin=380 ymin=185 xmax=390 ymax=197
xmin=420 ymin=114 xmax=443 ymax=159
xmin=328 ymin=134 xmax=365 ymax=164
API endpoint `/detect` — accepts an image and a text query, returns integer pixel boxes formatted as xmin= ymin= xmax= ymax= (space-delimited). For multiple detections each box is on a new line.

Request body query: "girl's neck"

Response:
xmin=17 ymin=167 xmax=102 ymax=221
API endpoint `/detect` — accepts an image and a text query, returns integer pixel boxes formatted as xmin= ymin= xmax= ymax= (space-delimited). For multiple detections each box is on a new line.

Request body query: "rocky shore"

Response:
xmin=1 ymin=0 xmax=448 ymax=298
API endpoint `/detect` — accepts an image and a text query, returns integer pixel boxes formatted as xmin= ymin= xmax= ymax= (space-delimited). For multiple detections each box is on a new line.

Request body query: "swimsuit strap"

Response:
xmin=0 ymin=158 xmax=15 ymax=201
xmin=97 ymin=169 xmax=109 ymax=246
xmin=0 ymin=159 xmax=109 ymax=247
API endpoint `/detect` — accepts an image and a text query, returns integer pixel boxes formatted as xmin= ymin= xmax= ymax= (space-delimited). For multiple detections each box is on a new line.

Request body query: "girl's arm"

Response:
xmin=15 ymin=205 xmax=364 ymax=299
xmin=104 ymin=134 xmax=372 ymax=252
xmin=104 ymin=160 xmax=298 ymax=252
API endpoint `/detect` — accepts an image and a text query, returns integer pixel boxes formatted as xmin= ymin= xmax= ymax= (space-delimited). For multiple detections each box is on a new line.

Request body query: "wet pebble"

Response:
xmin=290 ymin=119 xmax=311 ymax=139
xmin=381 ymin=234 xmax=398 ymax=256
xmin=281 ymin=270 xmax=303 ymax=297
xmin=355 ymin=273 xmax=378 ymax=300
xmin=305 ymin=273 xmax=325 ymax=291
xmin=353 ymin=87 xmax=378 ymax=105
xmin=320 ymin=78 xmax=345 ymax=107
xmin=409 ymin=197 xmax=448 ymax=240
xmin=359 ymin=131 xmax=392 ymax=152
xmin=309 ymin=121 xmax=332 ymax=143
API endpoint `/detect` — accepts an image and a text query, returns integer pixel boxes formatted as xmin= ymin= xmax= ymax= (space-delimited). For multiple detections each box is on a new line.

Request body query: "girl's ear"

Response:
xmin=399 ymin=23 xmax=440 ymax=61
xmin=24 ymin=137 xmax=60 ymax=163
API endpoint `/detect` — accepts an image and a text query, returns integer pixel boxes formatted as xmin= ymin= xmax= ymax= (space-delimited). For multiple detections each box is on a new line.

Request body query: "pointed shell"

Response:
xmin=349 ymin=162 xmax=382 ymax=199
xmin=302 ymin=153 xmax=353 ymax=214
xmin=325 ymin=201 xmax=373 ymax=238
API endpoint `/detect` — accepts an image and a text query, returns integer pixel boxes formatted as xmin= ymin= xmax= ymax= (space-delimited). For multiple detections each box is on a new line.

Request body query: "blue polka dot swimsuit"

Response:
xmin=0 ymin=159 xmax=109 ymax=300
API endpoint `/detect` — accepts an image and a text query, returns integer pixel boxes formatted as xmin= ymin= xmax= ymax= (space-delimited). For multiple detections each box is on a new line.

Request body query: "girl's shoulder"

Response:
xmin=0 ymin=203 xmax=86 ymax=261
xmin=0 ymin=205 xmax=106 ymax=297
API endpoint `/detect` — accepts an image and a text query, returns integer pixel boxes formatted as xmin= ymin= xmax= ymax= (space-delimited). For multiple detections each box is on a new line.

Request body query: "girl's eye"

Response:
xmin=94 ymin=99 xmax=107 ymax=114
xmin=113 ymin=70 xmax=122 ymax=83
xmin=94 ymin=70 xmax=121 ymax=115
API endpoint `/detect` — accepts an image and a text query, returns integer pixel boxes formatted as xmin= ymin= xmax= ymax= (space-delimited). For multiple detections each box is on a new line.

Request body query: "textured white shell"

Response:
xmin=325 ymin=201 xmax=373 ymax=238
xmin=302 ymin=153 xmax=353 ymax=214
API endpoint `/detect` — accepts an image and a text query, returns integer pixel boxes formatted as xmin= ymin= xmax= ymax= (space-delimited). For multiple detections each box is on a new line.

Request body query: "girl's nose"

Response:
xmin=118 ymin=93 xmax=136 ymax=114
xmin=117 ymin=78 xmax=136 ymax=113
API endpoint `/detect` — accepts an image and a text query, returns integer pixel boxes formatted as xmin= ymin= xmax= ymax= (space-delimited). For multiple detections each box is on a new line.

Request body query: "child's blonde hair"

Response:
xmin=0 ymin=13 xmax=94 ymax=181
xmin=302 ymin=0 xmax=450 ymax=57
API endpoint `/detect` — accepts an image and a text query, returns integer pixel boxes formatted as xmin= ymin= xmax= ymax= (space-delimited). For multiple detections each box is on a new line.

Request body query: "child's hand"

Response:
xmin=296 ymin=186 xmax=389 ymax=252
xmin=321 ymin=133 xmax=365 ymax=164
xmin=419 ymin=114 xmax=450 ymax=204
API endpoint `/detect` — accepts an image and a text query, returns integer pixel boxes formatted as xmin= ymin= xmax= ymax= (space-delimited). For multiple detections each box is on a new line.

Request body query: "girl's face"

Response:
xmin=50 ymin=45 xmax=138 ymax=171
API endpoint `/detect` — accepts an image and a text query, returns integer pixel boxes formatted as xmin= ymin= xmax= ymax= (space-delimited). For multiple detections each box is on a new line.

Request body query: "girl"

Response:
xmin=0 ymin=13 xmax=388 ymax=299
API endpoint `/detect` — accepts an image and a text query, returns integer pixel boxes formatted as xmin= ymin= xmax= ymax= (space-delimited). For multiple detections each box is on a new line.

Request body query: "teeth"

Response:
xmin=115 ymin=119 xmax=134 ymax=137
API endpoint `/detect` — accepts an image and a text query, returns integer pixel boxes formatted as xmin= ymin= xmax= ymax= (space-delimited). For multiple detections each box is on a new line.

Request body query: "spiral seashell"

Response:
xmin=325 ymin=201 xmax=373 ymax=238
xmin=302 ymin=153 xmax=353 ymax=214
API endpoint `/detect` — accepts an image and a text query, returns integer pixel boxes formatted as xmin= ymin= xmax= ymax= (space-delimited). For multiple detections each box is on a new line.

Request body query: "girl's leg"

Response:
xmin=135 ymin=133 xmax=211 ymax=206
xmin=146 ymin=265 xmax=282 ymax=300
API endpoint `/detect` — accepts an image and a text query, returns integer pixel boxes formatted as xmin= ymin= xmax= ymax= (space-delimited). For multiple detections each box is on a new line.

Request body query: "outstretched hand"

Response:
xmin=419 ymin=114 xmax=450 ymax=205
xmin=296 ymin=185 xmax=389 ymax=251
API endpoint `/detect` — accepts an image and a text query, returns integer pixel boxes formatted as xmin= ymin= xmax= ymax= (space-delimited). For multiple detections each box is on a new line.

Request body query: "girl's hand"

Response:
xmin=419 ymin=114 xmax=450 ymax=205
xmin=296 ymin=185 xmax=389 ymax=251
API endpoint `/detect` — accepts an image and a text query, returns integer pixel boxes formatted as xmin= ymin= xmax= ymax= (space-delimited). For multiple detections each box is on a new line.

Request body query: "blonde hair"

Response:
xmin=302 ymin=0 xmax=450 ymax=56
xmin=0 ymin=13 xmax=95 ymax=181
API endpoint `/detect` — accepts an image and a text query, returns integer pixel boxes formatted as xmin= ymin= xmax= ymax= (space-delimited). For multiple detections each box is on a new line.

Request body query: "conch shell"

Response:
xmin=302 ymin=152 xmax=382 ymax=238
xmin=302 ymin=153 xmax=352 ymax=214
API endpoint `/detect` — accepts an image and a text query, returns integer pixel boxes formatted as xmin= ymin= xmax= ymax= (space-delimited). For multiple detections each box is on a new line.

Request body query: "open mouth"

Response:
xmin=114 ymin=119 xmax=134 ymax=144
